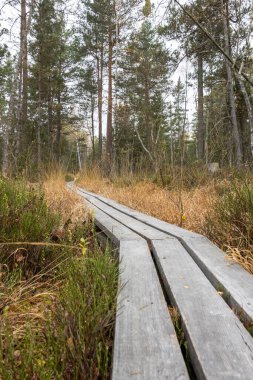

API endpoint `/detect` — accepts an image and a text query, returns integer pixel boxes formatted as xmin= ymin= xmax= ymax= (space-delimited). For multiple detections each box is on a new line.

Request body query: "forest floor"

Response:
xmin=77 ymin=168 xmax=253 ymax=275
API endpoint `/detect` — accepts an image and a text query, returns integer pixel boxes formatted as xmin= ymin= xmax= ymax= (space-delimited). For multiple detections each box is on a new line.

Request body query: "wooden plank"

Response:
xmin=74 ymin=187 xmax=190 ymax=379
xmin=73 ymin=185 xmax=253 ymax=376
xmin=112 ymin=239 xmax=189 ymax=380
xmin=182 ymin=236 xmax=253 ymax=324
xmin=82 ymin=191 xmax=169 ymax=241
xmin=76 ymin=188 xmax=139 ymax=245
xmin=77 ymin=187 xmax=200 ymax=239
xmin=78 ymin=187 xmax=253 ymax=324
xmin=152 ymin=238 xmax=253 ymax=380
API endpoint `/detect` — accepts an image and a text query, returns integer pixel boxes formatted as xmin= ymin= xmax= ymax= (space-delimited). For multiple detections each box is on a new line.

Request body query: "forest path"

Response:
xmin=69 ymin=183 xmax=253 ymax=380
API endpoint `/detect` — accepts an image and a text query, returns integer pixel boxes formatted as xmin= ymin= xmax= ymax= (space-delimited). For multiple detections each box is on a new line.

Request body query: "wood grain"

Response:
xmin=112 ymin=240 xmax=189 ymax=380
xmin=152 ymin=238 xmax=253 ymax=380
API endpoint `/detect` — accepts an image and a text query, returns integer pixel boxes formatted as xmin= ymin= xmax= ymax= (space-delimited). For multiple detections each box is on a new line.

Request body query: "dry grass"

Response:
xmin=0 ymin=272 xmax=56 ymax=339
xmin=43 ymin=169 xmax=90 ymax=227
xmin=77 ymin=170 xmax=253 ymax=274
xmin=227 ymin=247 xmax=253 ymax=275
xmin=78 ymin=170 xmax=217 ymax=234
xmin=0 ymin=172 xmax=86 ymax=371
xmin=0 ymin=173 xmax=118 ymax=378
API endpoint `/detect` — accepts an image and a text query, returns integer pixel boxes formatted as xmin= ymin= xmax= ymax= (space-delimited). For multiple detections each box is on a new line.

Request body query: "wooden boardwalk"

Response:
xmin=69 ymin=183 xmax=253 ymax=380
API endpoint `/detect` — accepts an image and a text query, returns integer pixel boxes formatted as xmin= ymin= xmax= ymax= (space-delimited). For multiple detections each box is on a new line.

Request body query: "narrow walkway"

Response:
xmin=69 ymin=183 xmax=253 ymax=380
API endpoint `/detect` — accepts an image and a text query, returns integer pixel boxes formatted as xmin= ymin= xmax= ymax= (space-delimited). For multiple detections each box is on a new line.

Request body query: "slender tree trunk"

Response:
xmin=91 ymin=94 xmax=95 ymax=161
xmin=2 ymin=124 xmax=9 ymax=175
xmin=21 ymin=0 xmax=28 ymax=130
xmin=197 ymin=53 xmax=204 ymax=160
xmin=17 ymin=0 xmax=28 ymax=156
xmin=235 ymin=73 xmax=253 ymax=160
xmin=47 ymin=89 xmax=53 ymax=160
xmin=106 ymin=24 xmax=113 ymax=174
xmin=37 ymin=76 xmax=42 ymax=172
xmin=3 ymin=0 xmax=34 ymax=173
xmin=16 ymin=45 xmax=23 ymax=158
xmin=56 ymin=90 xmax=61 ymax=163
xmin=222 ymin=0 xmax=242 ymax=168
xmin=97 ymin=48 xmax=103 ymax=164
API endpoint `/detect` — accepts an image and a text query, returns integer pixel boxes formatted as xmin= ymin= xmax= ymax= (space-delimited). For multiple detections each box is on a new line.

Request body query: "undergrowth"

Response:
xmin=204 ymin=180 xmax=253 ymax=273
xmin=0 ymin=176 xmax=118 ymax=379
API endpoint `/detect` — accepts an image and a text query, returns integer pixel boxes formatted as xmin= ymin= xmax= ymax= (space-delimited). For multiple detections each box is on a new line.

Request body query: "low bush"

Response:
xmin=0 ymin=244 xmax=118 ymax=380
xmin=204 ymin=180 xmax=253 ymax=272
xmin=0 ymin=177 xmax=118 ymax=379
xmin=0 ymin=177 xmax=60 ymax=242
xmin=65 ymin=173 xmax=75 ymax=182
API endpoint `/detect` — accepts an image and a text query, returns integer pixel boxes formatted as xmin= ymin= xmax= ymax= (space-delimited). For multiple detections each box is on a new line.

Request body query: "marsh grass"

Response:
xmin=77 ymin=168 xmax=217 ymax=233
xmin=204 ymin=180 xmax=253 ymax=273
xmin=0 ymin=176 xmax=118 ymax=379
xmin=78 ymin=167 xmax=253 ymax=274
xmin=0 ymin=246 xmax=118 ymax=380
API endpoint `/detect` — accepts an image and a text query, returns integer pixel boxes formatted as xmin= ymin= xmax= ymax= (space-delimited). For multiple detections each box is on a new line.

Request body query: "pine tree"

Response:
xmin=118 ymin=21 xmax=170 ymax=171
xmin=0 ymin=44 xmax=13 ymax=173
xmin=30 ymin=0 xmax=68 ymax=167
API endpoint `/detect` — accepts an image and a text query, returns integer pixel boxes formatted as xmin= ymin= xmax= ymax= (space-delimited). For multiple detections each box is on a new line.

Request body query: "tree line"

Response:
xmin=0 ymin=0 xmax=252 ymax=177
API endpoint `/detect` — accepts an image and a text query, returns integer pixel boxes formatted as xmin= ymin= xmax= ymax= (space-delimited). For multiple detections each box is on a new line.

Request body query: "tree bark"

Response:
xmin=56 ymin=90 xmax=61 ymax=163
xmin=222 ymin=0 xmax=242 ymax=168
xmin=37 ymin=68 xmax=42 ymax=172
xmin=97 ymin=48 xmax=103 ymax=164
xmin=22 ymin=0 xmax=28 ymax=125
xmin=2 ymin=124 xmax=9 ymax=175
xmin=197 ymin=53 xmax=204 ymax=160
xmin=91 ymin=93 xmax=95 ymax=161
xmin=106 ymin=24 xmax=113 ymax=174
xmin=2 ymin=0 xmax=34 ymax=173
xmin=235 ymin=73 xmax=253 ymax=160
xmin=17 ymin=0 xmax=28 ymax=155
xmin=47 ymin=88 xmax=53 ymax=160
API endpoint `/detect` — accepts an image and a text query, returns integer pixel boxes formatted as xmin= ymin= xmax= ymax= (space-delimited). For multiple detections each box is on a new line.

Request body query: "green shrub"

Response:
xmin=204 ymin=180 xmax=253 ymax=251
xmin=65 ymin=173 xmax=75 ymax=182
xmin=0 ymin=244 xmax=118 ymax=380
xmin=0 ymin=178 xmax=118 ymax=379
xmin=0 ymin=178 xmax=60 ymax=242
xmin=0 ymin=177 xmax=61 ymax=272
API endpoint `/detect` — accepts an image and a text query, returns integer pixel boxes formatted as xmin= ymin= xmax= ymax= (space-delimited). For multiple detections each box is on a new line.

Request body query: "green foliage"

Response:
xmin=65 ymin=173 xmax=75 ymax=182
xmin=117 ymin=21 xmax=171 ymax=162
xmin=143 ymin=0 xmax=151 ymax=17
xmin=28 ymin=0 xmax=70 ymax=168
xmin=0 ymin=177 xmax=59 ymax=242
xmin=0 ymin=43 xmax=13 ymax=158
xmin=48 ymin=246 xmax=118 ymax=379
xmin=0 ymin=246 xmax=118 ymax=379
xmin=204 ymin=180 xmax=253 ymax=250
xmin=0 ymin=178 xmax=118 ymax=379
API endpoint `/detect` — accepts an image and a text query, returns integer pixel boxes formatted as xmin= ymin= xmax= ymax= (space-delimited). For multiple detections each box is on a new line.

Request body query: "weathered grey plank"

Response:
xmin=76 ymin=188 xmax=139 ymax=245
xmin=73 ymin=185 xmax=190 ymax=379
xmin=182 ymin=236 xmax=253 ymax=324
xmin=77 ymin=187 xmax=200 ymax=239
xmin=152 ymin=238 xmax=253 ymax=380
xmin=72 ymin=184 xmax=253 ymax=378
xmin=77 ymin=186 xmax=253 ymax=324
xmin=82 ymin=191 xmax=169 ymax=241
xmin=113 ymin=239 xmax=189 ymax=380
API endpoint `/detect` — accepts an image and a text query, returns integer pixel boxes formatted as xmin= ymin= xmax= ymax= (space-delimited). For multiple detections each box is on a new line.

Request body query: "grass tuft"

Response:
xmin=0 ymin=174 xmax=118 ymax=379
xmin=204 ymin=180 xmax=253 ymax=273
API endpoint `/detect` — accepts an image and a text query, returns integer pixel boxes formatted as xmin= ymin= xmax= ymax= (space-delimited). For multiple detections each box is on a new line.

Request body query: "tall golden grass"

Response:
xmin=77 ymin=169 xmax=217 ymax=233
xmin=43 ymin=169 xmax=89 ymax=226
xmin=77 ymin=169 xmax=253 ymax=274
xmin=1 ymin=171 xmax=88 ymax=359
